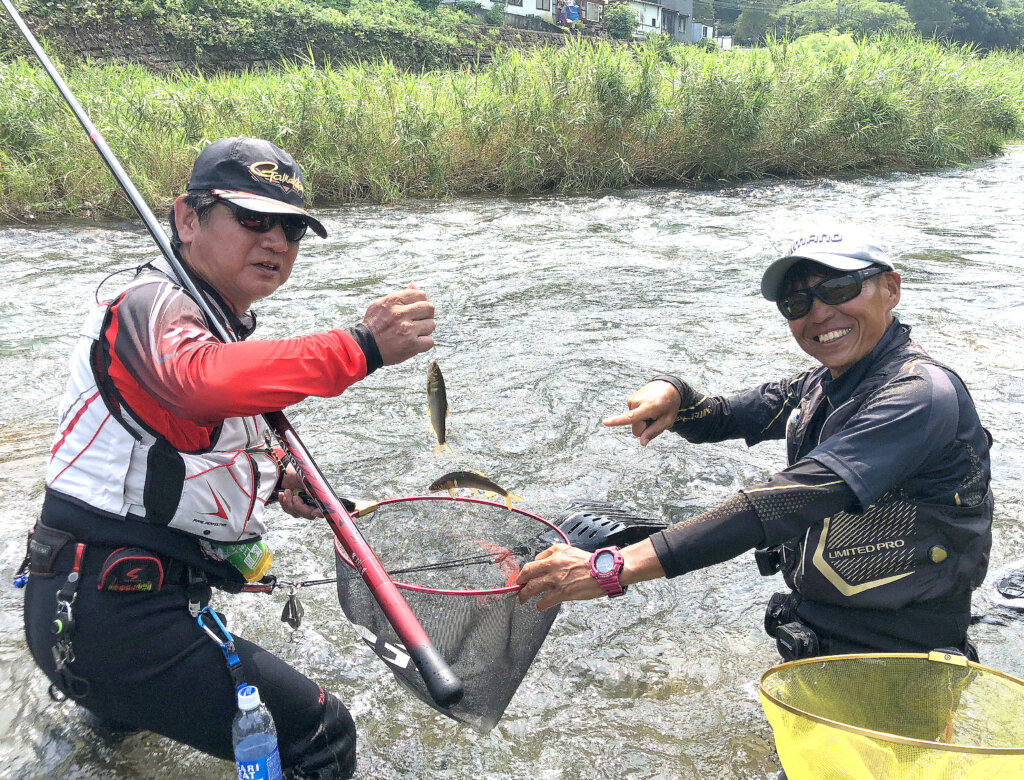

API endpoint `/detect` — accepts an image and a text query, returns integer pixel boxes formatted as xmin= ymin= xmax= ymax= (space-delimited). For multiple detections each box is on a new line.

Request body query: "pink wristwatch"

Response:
xmin=589 ymin=547 xmax=626 ymax=598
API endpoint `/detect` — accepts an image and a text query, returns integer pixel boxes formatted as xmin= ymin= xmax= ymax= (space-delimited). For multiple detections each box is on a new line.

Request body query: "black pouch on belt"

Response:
xmin=764 ymin=591 xmax=802 ymax=638
xmin=28 ymin=523 xmax=75 ymax=578
xmin=775 ymin=621 xmax=825 ymax=661
xmin=97 ymin=548 xmax=165 ymax=593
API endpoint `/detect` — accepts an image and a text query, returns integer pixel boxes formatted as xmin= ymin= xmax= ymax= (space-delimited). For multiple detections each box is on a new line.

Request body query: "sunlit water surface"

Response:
xmin=2 ymin=148 xmax=1023 ymax=779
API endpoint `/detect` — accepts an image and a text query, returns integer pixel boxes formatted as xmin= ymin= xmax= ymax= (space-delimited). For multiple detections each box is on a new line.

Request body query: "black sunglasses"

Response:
xmin=778 ymin=267 xmax=886 ymax=320
xmin=221 ymin=200 xmax=308 ymax=243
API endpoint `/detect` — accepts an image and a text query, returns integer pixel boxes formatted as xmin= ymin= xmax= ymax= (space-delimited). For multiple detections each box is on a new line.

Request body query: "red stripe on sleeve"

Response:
xmin=106 ymin=286 xmax=369 ymax=440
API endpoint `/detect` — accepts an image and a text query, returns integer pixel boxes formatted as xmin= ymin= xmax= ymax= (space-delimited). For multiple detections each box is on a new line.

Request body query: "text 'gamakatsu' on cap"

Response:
xmin=187 ymin=137 xmax=327 ymax=238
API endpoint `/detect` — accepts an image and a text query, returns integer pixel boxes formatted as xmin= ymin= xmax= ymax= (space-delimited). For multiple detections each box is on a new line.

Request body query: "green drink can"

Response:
xmin=203 ymin=540 xmax=274 ymax=582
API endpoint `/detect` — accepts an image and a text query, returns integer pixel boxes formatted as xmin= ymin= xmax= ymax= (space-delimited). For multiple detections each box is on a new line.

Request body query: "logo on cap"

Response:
xmin=787 ymin=232 xmax=843 ymax=256
xmin=249 ymin=161 xmax=305 ymax=197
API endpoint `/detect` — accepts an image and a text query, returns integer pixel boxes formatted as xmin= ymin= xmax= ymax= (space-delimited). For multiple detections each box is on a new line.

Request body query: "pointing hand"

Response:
xmin=601 ymin=380 xmax=682 ymax=446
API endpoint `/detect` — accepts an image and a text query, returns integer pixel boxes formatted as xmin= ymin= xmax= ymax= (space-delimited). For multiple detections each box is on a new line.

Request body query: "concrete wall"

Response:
xmin=1 ymin=12 xmax=583 ymax=71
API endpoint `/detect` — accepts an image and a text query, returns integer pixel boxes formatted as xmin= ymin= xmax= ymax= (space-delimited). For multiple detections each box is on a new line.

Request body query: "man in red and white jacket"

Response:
xmin=24 ymin=137 xmax=434 ymax=778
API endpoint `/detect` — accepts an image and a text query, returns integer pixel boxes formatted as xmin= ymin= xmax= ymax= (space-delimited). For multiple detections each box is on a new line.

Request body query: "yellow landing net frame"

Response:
xmin=759 ymin=651 xmax=1024 ymax=779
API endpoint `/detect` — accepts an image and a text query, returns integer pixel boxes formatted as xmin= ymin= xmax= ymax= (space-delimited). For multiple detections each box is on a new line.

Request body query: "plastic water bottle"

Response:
xmin=232 ymin=685 xmax=283 ymax=780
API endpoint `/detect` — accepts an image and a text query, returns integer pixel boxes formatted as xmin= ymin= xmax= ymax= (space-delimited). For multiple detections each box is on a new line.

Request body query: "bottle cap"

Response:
xmin=237 ymin=685 xmax=261 ymax=711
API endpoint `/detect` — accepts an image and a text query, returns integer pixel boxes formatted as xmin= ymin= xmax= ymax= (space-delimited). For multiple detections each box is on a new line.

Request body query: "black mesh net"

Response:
xmin=334 ymin=496 xmax=564 ymax=733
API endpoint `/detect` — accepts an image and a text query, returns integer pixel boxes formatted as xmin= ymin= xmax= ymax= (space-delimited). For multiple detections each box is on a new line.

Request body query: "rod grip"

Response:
xmin=408 ymin=644 xmax=464 ymax=709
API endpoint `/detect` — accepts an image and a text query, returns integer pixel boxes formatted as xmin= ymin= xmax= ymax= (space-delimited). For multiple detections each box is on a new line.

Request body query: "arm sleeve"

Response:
xmin=650 ymin=493 xmax=765 ymax=578
xmin=803 ymin=365 xmax=959 ymax=510
xmin=726 ymin=369 xmax=814 ymax=446
xmin=742 ymin=459 xmax=858 ymax=547
xmin=110 ymin=284 xmax=374 ymax=426
xmin=650 ymin=460 xmax=858 ymax=577
xmin=650 ymin=374 xmax=741 ymax=443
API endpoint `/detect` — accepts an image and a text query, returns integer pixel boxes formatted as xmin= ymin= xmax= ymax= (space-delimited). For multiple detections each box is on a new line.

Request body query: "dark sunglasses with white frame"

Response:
xmin=777 ymin=266 xmax=887 ymax=321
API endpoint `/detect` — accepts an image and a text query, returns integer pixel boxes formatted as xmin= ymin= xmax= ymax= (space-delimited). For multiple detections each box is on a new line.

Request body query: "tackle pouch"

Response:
xmin=775 ymin=620 xmax=824 ymax=662
xmin=28 ymin=523 xmax=75 ymax=578
xmin=764 ymin=591 xmax=802 ymax=638
xmin=97 ymin=547 xmax=165 ymax=593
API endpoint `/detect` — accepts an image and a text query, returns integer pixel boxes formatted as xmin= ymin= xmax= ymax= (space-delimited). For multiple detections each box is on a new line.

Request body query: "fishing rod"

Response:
xmin=1 ymin=0 xmax=463 ymax=708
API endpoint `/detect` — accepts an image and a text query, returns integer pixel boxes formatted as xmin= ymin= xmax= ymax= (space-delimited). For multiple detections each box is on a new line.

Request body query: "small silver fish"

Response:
xmin=427 ymin=360 xmax=451 ymax=455
xmin=428 ymin=470 xmax=522 ymax=508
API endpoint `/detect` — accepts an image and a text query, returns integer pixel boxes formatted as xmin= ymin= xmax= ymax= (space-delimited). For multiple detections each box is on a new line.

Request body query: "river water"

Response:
xmin=2 ymin=148 xmax=1023 ymax=779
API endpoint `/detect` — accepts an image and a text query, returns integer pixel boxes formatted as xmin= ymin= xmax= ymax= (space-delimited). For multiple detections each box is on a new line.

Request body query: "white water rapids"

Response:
xmin=1 ymin=148 xmax=1023 ymax=778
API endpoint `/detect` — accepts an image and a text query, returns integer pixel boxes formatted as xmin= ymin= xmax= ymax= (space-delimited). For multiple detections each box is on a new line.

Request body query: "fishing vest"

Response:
xmin=46 ymin=275 xmax=281 ymax=546
xmin=780 ymin=331 xmax=993 ymax=611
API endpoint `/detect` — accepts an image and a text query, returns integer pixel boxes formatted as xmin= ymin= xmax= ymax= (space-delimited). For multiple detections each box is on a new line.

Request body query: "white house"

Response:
xmin=483 ymin=0 xmax=608 ymax=25
xmin=503 ymin=0 xmax=557 ymax=23
xmin=616 ymin=0 xmax=693 ymax=42
xmin=450 ymin=0 xmax=558 ymax=24
xmin=691 ymin=19 xmax=715 ymax=43
xmin=442 ymin=0 xmax=696 ymax=42
xmin=624 ymin=0 xmax=664 ymax=35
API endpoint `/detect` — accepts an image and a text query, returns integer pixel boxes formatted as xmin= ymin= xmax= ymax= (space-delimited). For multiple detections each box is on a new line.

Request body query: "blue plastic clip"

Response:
xmin=196 ymin=605 xmax=246 ymax=690
xmin=13 ymin=573 xmax=29 ymax=588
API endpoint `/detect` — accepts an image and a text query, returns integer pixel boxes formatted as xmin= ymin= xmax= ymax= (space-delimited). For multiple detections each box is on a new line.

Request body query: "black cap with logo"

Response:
xmin=187 ymin=137 xmax=327 ymax=238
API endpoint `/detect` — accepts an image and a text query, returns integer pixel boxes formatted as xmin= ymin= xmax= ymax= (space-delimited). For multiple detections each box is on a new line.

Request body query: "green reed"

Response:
xmin=1 ymin=34 xmax=1022 ymax=219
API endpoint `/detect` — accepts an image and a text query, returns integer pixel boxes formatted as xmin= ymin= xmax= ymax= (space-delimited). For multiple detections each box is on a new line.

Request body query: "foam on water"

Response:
xmin=2 ymin=148 xmax=1023 ymax=778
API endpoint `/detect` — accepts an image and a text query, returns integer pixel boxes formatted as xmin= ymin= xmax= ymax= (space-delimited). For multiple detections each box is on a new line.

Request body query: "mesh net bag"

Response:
xmin=335 ymin=496 xmax=566 ymax=733
xmin=759 ymin=652 xmax=1024 ymax=779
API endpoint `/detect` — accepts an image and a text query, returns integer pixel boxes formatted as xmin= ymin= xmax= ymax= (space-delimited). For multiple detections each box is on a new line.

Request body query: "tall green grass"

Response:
xmin=1 ymin=34 xmax=1022 ymax=220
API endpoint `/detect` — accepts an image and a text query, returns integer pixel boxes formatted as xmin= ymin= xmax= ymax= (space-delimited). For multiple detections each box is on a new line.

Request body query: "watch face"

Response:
xmin=594 ymin=550 xmax=615 ymax=575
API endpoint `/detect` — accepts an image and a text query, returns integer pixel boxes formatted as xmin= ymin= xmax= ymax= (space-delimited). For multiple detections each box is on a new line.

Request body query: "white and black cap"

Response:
xmin=187 ymin=136 xmax=327 ymax=238
xmin=761 ymin=227 xmax=895 ymax=301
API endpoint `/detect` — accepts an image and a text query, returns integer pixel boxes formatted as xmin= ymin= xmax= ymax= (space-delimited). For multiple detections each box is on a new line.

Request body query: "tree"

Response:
xmin=782 ymin=0 xmax=914 ymax=35
xmin=716 ymin=2 xmax=742 ymax=35
xmin=693 ymin=0 xmax=716 ymax=20
xmin=949 ymin=0 xmax=1024 ymax=47
xmin=902 ymin=0 xmax=955 ymax=36
xmin=736 ymin=6 xmax=781 ymax=42
xmin=485 ymin=1 xmax=506 ymax=23
xmin=604 ymin=1 xmax=640 ymax=37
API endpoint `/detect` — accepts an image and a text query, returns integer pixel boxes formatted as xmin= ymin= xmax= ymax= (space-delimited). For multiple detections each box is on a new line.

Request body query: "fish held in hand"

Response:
xmin=428 ymin=470 xmax=522 ymax=508
xmin=427 ymin=360 xmax=451 ymax=455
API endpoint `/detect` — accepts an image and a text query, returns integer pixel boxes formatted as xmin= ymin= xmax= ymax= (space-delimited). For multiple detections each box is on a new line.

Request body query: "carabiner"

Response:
xmin=196 ymin=605 xmax=233 ymax=649
xmin=195 ymin=606 xmax=246 ymax=691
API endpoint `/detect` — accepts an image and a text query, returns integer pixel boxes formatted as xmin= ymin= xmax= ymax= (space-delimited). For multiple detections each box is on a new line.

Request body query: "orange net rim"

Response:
xmin=759 ymin=652 xmax=1024 ymax=755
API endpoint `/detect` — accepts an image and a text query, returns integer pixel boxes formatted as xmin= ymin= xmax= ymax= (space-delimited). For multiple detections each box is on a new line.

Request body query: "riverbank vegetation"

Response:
xmin=718 ymin=0 xmax=1024 ymax=49
xmin=2 ymin=34 xmax=1023 ymax=220
xmin=4 ymin=0 xmax=1021 ymax=58
xmin=0 ymin=0 xmax=492 ymax=71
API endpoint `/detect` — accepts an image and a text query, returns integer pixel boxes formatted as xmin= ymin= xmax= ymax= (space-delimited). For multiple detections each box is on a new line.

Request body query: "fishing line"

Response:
xmin=93 ymin=264 xmax=149 ymax=304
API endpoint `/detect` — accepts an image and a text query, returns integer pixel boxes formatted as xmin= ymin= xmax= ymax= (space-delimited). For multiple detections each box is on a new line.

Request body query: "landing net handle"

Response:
xmin=2 ymin=0 xmax=463 ymax=710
